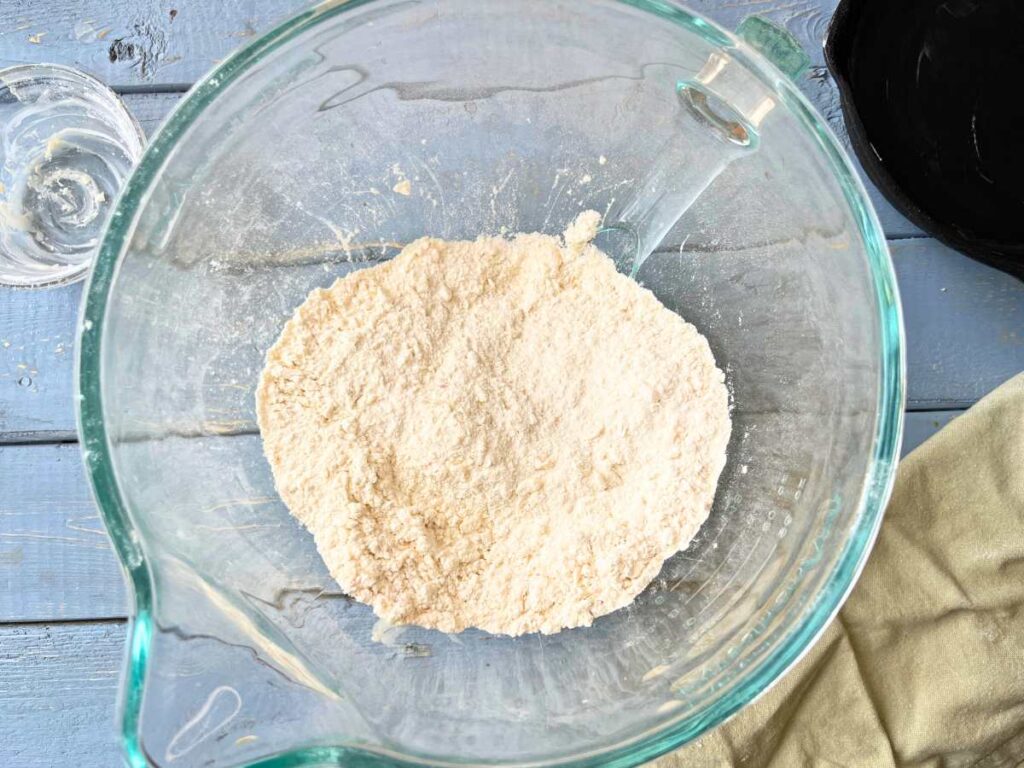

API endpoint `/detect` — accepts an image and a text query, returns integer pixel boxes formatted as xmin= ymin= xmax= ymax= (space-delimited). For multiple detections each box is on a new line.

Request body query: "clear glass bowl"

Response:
xmin=76 ymin=1 xmax=904 ymax=766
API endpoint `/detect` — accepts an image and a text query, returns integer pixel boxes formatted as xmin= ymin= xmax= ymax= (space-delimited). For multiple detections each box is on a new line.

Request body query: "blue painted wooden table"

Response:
xmin=0 ymin=1 xmax=1022 ymax=765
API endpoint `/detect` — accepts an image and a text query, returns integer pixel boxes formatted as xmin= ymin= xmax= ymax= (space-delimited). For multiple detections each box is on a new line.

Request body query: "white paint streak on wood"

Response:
xmin=0 ymin=622 xmax=124 ymax=766
xmin=0 ymin=444 xmax=127 ymax=622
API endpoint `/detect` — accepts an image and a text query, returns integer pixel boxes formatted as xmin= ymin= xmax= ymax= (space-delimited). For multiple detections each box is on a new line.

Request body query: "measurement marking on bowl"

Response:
xmin=695 ymin=535 xmax=767 ymax=617
xmin=775 ymin=471 xmax=808 ymax=507
xmin=668 ymin=526 xmax=728 ymax=587
xmin=683 ymin=535 xmax=745 ymax=605
xmin=690 ymin=539 xmax=778 ymax=645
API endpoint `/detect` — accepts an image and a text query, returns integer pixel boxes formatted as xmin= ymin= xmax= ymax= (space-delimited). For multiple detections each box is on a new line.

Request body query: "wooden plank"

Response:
xmin=893 ymin=239 xmax=1024 ymax=410
xmin=0 ymin=0 xmax=309 ymax=87
xmin=0 ymin=0 xmax=922 ymax=238
xmin=0 ymin=284 xmax=80 ymax=441
xmin=0 ymin=621 xmax=124 ymax=767
xmin=0 ymin=0 xmax=834 ymax=89
xmin=0 ymin=412 xmax=968 ymax=766
xmin=0 ymin=443 xmax=127 ymax=622
xmin=902 ymin=410 xmax=960 ymax=458
xmin=1 ymin=237 xmax=1016 ymax=439
xmin=0 ymin=406 xmax=964 ymax=625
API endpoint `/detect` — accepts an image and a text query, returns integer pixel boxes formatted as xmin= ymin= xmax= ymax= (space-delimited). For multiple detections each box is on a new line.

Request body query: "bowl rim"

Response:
xmin=75 ymin=1 xmax=906 ymax=766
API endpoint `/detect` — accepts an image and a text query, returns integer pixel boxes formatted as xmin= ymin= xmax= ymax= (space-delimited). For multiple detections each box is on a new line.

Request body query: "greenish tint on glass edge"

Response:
xmin=736 ymin=17 xmax=811 ymax=80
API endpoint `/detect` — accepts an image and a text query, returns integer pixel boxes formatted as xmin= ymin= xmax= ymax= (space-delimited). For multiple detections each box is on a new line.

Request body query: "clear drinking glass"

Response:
xmin=76 ymin=1 xmax=904 ymax=766
xmin=0 ymin=64 xmax=143 ymax=287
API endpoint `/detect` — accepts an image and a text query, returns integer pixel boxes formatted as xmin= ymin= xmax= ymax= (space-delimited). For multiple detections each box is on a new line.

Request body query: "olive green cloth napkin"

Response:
xmin=661 ymin=373 xmax=1024 ymax=768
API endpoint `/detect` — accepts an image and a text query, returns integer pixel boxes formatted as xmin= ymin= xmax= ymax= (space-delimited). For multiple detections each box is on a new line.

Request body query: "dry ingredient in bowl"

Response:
xmin=257 ymin=212 xmax=731 ymax=636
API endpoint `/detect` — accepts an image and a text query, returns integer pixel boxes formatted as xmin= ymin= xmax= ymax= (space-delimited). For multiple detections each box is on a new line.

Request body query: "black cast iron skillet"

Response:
xmin=825 ymin=0 xmax=1024 ymax=280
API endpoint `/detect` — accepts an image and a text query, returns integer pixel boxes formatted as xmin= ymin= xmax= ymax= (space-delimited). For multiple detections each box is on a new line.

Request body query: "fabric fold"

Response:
xmin=662 ymin=373 xmax=1024 ymax=768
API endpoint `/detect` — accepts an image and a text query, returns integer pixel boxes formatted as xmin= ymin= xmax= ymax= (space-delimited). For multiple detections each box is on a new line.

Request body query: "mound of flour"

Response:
xmin=257 ymin=213 xmax=730 ymax=636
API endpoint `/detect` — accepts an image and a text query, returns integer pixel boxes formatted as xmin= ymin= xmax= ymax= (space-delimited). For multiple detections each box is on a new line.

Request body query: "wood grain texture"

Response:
xmin=0 ymin=409 xmax=962 ymax=625
xmin=0 ymin=621 xmax=124 ymax=767
xmin=893 ymin=239 xmax=1024 ymax=410
xmin=902 ymin=410 xmax=960 ymax=458
xmin=0 ymin=284 xmax=80 ymax=441
xmin=0 ymin=0 xmax=308 ymax=86
xmin=1 ymin=0 xmax=832 ymax=88
xmin=1 ymin=0 xmax=917 ymax=237
xmin=0 ymin=443 xmax=126 ymax=622
xmin=1 ymin=236 xmax=1016 ymax=440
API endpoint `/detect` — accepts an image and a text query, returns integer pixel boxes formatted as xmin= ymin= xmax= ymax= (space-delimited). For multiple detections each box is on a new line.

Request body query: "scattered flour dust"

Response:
xmin=257 ymin=211 xmax=731 ymax=636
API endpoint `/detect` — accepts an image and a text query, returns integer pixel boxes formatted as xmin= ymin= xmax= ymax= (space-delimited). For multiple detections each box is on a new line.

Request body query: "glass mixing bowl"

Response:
xmin=76 ymin=1 xmax=904 ymax=766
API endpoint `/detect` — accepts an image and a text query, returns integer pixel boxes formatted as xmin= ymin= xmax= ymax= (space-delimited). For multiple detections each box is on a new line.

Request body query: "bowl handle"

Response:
xmin=736 ymin=16 xmax=811 ymax=80
xmin=598 ymin=19 xmax=811 ymax=278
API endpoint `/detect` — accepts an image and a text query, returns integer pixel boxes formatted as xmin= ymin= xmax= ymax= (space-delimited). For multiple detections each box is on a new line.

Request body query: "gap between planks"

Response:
xmin=0 ymin=430 xmax=78 ymax=446
xmin=0 ymin=406 xmax=970 ymax=447
xmin=0 ymin=615 xmax=128 ymax=628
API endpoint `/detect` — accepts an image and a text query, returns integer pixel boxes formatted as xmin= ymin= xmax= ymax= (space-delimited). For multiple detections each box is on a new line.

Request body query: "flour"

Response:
xmin=257 ymin=213 xmax=731 ymax=636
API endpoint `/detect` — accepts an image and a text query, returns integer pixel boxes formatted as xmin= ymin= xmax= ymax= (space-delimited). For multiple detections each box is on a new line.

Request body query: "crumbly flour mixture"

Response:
xmin=257 ymin=212 xmax=731 ymax=636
